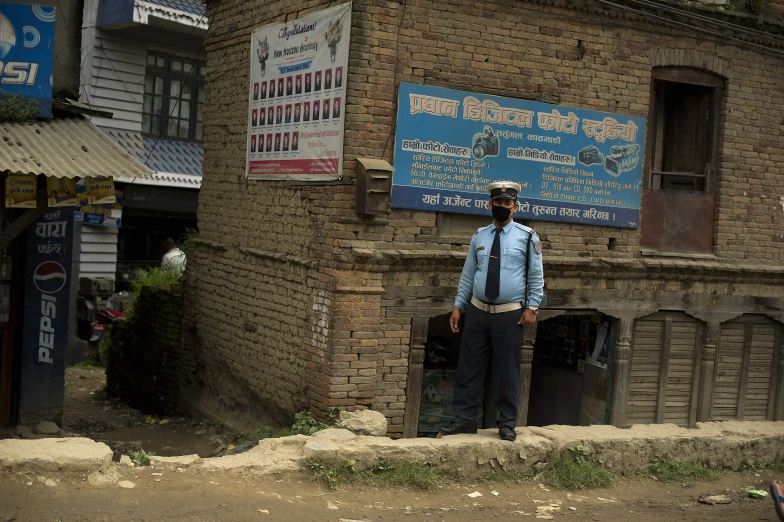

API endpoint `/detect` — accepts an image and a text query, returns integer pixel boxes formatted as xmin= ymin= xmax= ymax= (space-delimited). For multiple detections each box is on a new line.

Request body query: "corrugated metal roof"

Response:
xmin=143 ymin=0 xmax=206 ymax=16
xmin=0 ymin=115 xmax=153 ymax=179
xmin=101 ymin=128 xmax=203 ymax=178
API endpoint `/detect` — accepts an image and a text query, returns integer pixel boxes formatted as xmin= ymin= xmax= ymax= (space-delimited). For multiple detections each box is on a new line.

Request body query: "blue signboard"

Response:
xmin=0 ymin=3 xmax=56 ymax=118
xmin=392 ymin=83 xmax=647 ymax=228
xmin=75 ymin=193 xmax=122 ymax=228
xmin=18 ymin=208 xmax=74 ymax=422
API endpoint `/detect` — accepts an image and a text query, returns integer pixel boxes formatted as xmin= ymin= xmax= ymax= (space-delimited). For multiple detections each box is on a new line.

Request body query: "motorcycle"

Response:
xmin=90 ymin=308 xmax=124 ymax=365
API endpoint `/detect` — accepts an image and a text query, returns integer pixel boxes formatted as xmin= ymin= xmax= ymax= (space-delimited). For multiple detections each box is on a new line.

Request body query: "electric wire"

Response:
xmin=590 ymin=0 xmax=784 ymax=58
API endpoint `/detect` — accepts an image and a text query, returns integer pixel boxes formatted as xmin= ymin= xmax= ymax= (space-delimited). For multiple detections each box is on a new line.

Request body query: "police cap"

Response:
xmin=488 ymin=181 xmax=521 ymax=200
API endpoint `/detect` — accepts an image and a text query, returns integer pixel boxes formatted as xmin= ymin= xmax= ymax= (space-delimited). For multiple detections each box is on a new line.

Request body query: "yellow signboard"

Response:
xmin=5 ymin=174 xmax=37 ymax=208
xmin=46 ymin=177 xmax=78 ymax=207
xmin=85 ymin=176 xmax=116 ymax=204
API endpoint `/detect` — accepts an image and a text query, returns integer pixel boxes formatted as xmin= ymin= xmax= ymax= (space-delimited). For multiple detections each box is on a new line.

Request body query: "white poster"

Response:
xmin=246 ymin=3 xmax=351 ymax=181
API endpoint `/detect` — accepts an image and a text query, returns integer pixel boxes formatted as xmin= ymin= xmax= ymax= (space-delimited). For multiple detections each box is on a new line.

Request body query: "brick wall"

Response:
xmin=108 ymin=287 xmax=193 ymax=415
xmin=191 ymin=0 xmax=784 ymax=435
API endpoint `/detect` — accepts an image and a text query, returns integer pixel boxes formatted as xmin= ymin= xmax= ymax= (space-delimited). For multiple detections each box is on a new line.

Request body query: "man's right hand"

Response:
xmin=449 ymin=307 xmax=462 ymax=333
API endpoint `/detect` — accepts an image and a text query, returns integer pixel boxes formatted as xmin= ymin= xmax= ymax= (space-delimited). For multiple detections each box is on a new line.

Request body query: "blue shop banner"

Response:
xmin=392 ymin=83 xmax=647 ymax=228
xmin=19 ymin=208 xmax=74 ymax=421
xmin=0 ymin=3 xmax=57 ymax=118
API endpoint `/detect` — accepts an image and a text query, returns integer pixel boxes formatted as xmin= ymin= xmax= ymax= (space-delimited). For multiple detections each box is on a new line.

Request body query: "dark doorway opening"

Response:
xmin=527 ymin=313 xmax=615 ymax=427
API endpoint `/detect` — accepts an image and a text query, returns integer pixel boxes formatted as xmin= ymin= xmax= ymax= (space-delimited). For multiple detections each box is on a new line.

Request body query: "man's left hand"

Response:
xmin=518 ymin=309 xmax=537 ymax=328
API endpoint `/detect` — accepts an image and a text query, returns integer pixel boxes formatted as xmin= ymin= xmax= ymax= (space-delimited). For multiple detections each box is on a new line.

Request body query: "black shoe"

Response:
xmin=438 ymin=421 xmax=477 ymax=436
xmin=499 ymin=426 xmax=517 ymax=441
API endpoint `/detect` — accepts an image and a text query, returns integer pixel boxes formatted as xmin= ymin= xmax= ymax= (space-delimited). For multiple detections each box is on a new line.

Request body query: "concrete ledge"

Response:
xmin=3 ymin=422 xmax=783 ymax=477
xmin=0 ymin=438 xmax=113 ymax=473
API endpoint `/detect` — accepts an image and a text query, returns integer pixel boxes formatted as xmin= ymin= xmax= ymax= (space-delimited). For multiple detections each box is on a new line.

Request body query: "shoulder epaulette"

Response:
xmin=513 ymin=222 xmax=533 ymax=233
xmin=474 ymin=224 xmax=493 ymax=235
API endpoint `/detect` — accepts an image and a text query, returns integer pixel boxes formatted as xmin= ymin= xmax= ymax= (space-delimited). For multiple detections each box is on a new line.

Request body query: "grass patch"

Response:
xmin=774 ymin=455 xmax=784 ymax=472
xmin=309 ymin=459 xmax=453 ymax=491
xmin=69 ymin=358 xmax=99 ymax=369
xmin=539 ymin=447 xmax=614 ymax=491
xmin=635 ymin=461 xmax=720 ymax=483
xmin=127 ymin=449 xmax=155 ymax=467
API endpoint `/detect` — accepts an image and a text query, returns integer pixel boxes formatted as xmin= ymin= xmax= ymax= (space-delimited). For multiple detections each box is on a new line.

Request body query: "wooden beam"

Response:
xmin=656 ymin=317 xmax=673 ymax=424
xmin=769 ymin=324 xmax=782 ymax=421
xmin=737 ymin=322 xmax=753 ymax=420
xmin=609 ymin=317 xmax=634 ymax=427
xmin=381 ymin=287 xmax=784 ymax=317
xmin=688 ymin=322 xmax=704 ymax=427
xmin=697 ymin=321 xmax=720 ymax=422
xmin=516 ymin=322 xmax=537 ymax=426
xmin=0 ymin=205 xmax=46 ymax=250
xmin=402 ymin=318 xmax=428 ymax=438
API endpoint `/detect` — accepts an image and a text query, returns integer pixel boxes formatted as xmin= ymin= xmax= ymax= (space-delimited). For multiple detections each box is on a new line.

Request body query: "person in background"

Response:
xmin=161 ymin=238 xmax=186 ymax=273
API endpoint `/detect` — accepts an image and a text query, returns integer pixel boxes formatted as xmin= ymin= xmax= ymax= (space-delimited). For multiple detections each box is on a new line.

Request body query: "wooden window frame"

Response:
xmin=142 ymin=52 xmax=206 ymax=142
xmin=645 ymin=67 xmax=724 ymax=194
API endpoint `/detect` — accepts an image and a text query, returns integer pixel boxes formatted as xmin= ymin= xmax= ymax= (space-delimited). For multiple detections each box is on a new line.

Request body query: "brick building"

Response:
xmin=186 ymin=0 xmax=784 ymax=436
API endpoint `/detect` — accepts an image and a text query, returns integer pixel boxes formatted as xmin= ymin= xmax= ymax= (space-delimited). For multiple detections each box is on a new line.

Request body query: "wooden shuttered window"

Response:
xmin=712 ymin=316 xmax=783 ymax=421
xmin=626 ymin=312 xmax=703 ymax=427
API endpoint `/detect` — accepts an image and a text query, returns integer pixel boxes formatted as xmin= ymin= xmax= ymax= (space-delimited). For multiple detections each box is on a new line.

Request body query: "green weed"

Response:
xmin=0 ymin=92 xmax=39 ymax=122
xmin=636 ymin=460 xmax=720 ymax=483
xmin=127 ymin=449 xmax=155 ymax=467
xmin=540 ymin=446 xmax=614 ymax=490
xmin=309 ymin=459 xmax=451 ymax=491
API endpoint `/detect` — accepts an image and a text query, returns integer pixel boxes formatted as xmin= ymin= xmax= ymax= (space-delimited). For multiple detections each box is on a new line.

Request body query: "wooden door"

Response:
xmin=626 ymin=312 xmax=703 ymax=426
xmin=712 ymin=316 xmax=782 ymax=421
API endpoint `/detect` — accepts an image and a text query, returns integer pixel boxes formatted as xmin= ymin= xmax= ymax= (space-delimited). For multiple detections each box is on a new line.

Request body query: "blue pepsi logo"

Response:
xmin=33 ymin=261 xmax=66 ymax=294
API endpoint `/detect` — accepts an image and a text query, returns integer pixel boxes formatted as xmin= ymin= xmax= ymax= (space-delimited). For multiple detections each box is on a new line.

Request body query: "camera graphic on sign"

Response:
xmin=604 ymin=144 xmax=640 ymax=177
xmin=471 ymin=126 xmax=500 ymax=160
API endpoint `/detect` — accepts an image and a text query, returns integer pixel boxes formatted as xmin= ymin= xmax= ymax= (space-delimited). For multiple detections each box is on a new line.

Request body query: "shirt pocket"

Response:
xmin=502 ymin=246 xmax=524 ymax=269
xmin=476 ymin=249 xmax=489 ymax=270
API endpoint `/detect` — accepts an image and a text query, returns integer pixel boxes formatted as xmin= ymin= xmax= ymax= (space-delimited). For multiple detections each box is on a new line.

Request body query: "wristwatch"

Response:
xmin=526 ymin=305 xmax=539 ymax=315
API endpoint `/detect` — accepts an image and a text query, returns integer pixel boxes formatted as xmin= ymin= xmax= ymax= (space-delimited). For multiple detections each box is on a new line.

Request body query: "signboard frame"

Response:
xmin=392 ymin=82 xmax=647 ymax=229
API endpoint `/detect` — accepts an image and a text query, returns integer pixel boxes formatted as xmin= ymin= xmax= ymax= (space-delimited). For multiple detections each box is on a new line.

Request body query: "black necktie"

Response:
xmin=485 ymin=228 xmax=502 ymax=302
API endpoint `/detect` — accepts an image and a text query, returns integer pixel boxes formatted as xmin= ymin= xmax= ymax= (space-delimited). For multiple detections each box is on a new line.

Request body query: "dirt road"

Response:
xmin=1 ymin=466 xmax=781 ymax=522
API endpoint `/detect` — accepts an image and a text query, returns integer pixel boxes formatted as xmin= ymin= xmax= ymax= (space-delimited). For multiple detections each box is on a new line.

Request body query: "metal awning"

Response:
xmin=0 ymin=115 xmax=154 ymax=179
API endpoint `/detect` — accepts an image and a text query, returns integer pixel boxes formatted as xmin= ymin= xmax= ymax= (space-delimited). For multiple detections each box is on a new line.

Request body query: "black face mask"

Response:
xmin=492 ymin=204 xmax=513 ymax=222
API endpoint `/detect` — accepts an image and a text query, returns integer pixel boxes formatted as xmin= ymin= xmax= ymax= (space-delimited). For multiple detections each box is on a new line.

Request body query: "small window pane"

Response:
xmin=145 ymin=76 xmax=154 ymax=94
xmin=142 ymin=113 xmax=151 ymax=133
xmin=156 ymin=57 xmax=165 ymax=68
xmin=153 ymin=96 xmax=163 ymax=114
xmin=181 ymin=100 xmax=190 ymax=118
xmin=143 ymin=95 xmax=152 ymax=114
xmin=198 ymin=87 xmax=204 ymax=103
xmin=151 ymin=116 xmax=161 ymax=134
xmin=154 ymin=77 xmax=163 ymax=95
xmin=179 ymin=119 xmax=190 ymax=137
xmin=173 ymin=61 xmax=183 ymax=72
xmin=199 ymin=66 xmax=206 ymax=77
xmin=170 ymin=80 xmax=181 ymax=96
xmin=181 ymin=83 xmax=192 ymax=100
xmin=197 ymin=105 xmax=202 ymax=122
xmin=182 ymin=62 xmax=193 ymax=75
xmin=168 ymin=117 xmax=178 ymax=136
xmin=196 ymin=123 xmax=203 ymax=140
xmin=147 ymin=55 xmax=156 ymax=67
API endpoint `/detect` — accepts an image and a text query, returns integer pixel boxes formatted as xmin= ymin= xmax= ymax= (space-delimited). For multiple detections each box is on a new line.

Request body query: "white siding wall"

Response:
xmin=85 ymin=31 xmax=146 ymax=131
xmin=79 ymin=225 xmax=118 ymax=280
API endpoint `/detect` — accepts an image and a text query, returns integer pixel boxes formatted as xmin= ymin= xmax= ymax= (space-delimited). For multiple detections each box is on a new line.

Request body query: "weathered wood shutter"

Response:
xmin=626 ymin=312 xmax=703 ymax=426
xmin=712 ymin=316 xmax=782 ymax=421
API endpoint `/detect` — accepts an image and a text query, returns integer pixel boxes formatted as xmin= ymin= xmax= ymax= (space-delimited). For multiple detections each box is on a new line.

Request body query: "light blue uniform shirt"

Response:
xmin=454 ymin=220 xmax=545 ymax=310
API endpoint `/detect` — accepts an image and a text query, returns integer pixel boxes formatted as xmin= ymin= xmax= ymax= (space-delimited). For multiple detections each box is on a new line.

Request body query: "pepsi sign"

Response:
xmin=33 ymin=261 xmax=67 ymax=294
xmin=0 ymin=3 xmax=56 ymax=118
xmin=18 ymin=208 xmax=74 ymax=422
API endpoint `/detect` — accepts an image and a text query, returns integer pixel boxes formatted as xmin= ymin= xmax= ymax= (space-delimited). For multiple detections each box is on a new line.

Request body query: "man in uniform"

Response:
xmin=439 ymin=181 xmax=544 ymax=441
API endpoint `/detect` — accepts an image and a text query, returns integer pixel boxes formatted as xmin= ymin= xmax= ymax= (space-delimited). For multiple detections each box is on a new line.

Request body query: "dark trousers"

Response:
xmin=452 ymin=303 xmax=523 ymax=429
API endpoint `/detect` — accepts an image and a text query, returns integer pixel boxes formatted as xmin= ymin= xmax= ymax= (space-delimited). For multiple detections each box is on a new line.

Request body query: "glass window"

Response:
xmin=142 ymin=53 xmax=205 ymax=142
